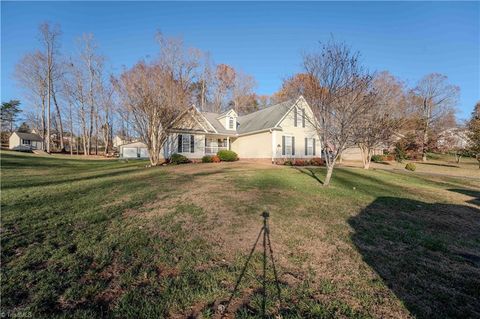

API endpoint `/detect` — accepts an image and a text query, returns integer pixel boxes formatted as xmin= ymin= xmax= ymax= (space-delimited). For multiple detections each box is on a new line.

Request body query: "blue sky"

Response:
xmin=1 ymin=1 xmax=479 ymax=120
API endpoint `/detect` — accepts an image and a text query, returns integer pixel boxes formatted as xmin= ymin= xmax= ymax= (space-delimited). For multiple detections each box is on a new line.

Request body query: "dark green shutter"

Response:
xmin=178 ymin=134 xmax=182 ymax=153
xmin=305 ymin=138 xmax=308 ymax=155
xmin=190 ymin=135 xmax=194 ymax=153
xmin=294 ymin=108 xmax=297 ymax=127
xmin=302 ymin=109 xmax=305 ymax=127
xmin=292 ymin=136 xmax=295 ymax=156
xmin=313 ymin=138 xmax=316 ymax=156
xmin=282 ymin=136 xmax=285 ymax=155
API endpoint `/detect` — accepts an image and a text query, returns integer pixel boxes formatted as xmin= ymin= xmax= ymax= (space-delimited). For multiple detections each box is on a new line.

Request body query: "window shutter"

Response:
xmin=313 ymin=138 xmax=316 ymax=156
xmin=305 ymin=138 xmax=308 ymax=156
xmin=190 ymin=135 xmax=195 ymax=153
xmin=302 ymin=109 xmax=305 ymax=127
xmin=292 ymin=136 xmax=295 ymax=156
xmin=178 ymin=134 xmax=182 ymax=153
xmin=282 ymin=136 xmax=285 ymax=155
xmin=294 ymin=108 xmax=297 ymax=127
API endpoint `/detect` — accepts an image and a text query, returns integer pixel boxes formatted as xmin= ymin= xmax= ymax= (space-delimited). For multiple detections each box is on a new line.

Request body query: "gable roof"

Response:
xmin=174 ymin=97 xmax=306 ymax=136
xmin=236 ymin=99 xmax=295 ymax=134
xmin=201 ymin=112 xmax=233 ymax=134
xmin=15 ymin=132 xmax=43 ymax=141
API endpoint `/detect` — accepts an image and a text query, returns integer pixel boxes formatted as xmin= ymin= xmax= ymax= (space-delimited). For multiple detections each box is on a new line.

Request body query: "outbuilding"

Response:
xmin=9 ymin=132 xmax=44 ymax=151
xmin=119 ymin=141 xmax=149 ymax=159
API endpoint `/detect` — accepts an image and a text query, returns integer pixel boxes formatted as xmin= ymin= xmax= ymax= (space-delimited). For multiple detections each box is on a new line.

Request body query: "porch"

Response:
xmin=204 ymin=136 xmax=231 ymax=155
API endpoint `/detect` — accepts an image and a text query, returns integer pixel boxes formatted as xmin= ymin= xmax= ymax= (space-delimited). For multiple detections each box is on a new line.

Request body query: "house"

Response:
xmin=437 ymin=128 xmax=471 ymax=150
xmin=9 ymin=131 xmax=44 ymax=151
xmin=113 ymin=135 xmax=132 ymax=149
xmin=120 ymin=96 xmax=322 ymax=163
xmin=119 ymin=141 xmax=150 ymax=158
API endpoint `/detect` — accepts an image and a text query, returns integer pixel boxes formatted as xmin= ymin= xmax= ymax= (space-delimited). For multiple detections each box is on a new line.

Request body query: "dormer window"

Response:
xmin=217 ymin=109 xmax=237 ymax=130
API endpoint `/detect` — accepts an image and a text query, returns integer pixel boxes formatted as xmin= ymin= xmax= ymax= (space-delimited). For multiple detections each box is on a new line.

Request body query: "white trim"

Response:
xmin=195 ymin=107 xmax=218 ymax=133
xmin=216 ymin=109 xmax=238 ymax=120
xmin=273 ymin=96 xmax=315 ymax=128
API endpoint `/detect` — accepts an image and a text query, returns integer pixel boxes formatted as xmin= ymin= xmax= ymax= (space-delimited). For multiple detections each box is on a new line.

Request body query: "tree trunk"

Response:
xmin=47 ymin=64 xmax=51 ymax=153
xmin=69 ymin=103 xmax=73 ymax=156
xmin=41 ymin=98 xmax=46 ymax=150
xmin=324 ymin=164 xmax=334 ymax=187
xmin=422 ymin=126 xmax=428 ymax=162
xmin=52 ymin=89 xmax=64 ymax=150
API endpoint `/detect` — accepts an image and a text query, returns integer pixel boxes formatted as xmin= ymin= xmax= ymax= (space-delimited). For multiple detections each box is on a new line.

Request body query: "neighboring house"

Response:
xmin=121 ymin=96 xmax=322 ymax=163
xmin=9 ymin=132 xmax=44 ymax=151
xmin=437 ymin=128 xmax=471 ymax=150
xmin=113 ymin=135 xmax=132 ymax=149
xmin=340 ymin=147 xmax=384 ymax=161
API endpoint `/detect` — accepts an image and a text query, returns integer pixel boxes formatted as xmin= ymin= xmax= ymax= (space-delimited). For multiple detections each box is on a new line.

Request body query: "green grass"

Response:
xmin=1 ymin=151 xmax=479 ymax=318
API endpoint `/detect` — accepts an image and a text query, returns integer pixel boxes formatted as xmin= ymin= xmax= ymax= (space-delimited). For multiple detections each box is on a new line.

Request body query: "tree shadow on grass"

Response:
xmin=349 ymin=197 xmax=480 ymax=318
xmin=448 ymin=188 xmax=480 ymax=206
xmin=293 ymin=167 xmax=324 ymax=185
xmin=419 ymin=162 xmax=459 ymax=168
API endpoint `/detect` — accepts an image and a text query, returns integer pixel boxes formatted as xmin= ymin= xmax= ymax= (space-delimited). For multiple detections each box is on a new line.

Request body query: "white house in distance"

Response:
xmin=119 ymin=96 xmax=322 ymax=163
xmin=9 ymin=131 xmax=44 ymax=151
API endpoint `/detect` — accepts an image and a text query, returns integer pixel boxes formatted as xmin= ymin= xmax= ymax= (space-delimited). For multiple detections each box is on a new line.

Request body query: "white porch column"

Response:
xmin=226 ymin=136 xmax=230 ymax=150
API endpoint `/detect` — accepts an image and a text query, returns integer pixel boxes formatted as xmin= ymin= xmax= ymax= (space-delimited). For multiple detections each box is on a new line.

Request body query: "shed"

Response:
xmin=119 ymin=141 xmax=149 ymax=159
xmin=9 ymin=132 xmax=44 ymax=151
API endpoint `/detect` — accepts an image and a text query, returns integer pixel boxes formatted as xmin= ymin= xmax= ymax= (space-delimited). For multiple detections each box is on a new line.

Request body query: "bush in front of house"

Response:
xmin=310 ymin=157 xmax=324 ymax=166
xmin=371 ymin=155 xmax=384 ymax=163
xmin=293 ymin=159 xmax=306 ymax=166
xmin=212 ymin=155 xmax=221 ymax=163
xmin=284 ymin=160 xmax=293 ymax=166
xmin=202 ymin=155 xmax=213 ymax=163
xmin=217 ymin=150 xmax=238 ymax=161
xmin=170 ymin=153 xmax=190 ymax=165
xmin=405 ymin=163 xmax=416 ymax=171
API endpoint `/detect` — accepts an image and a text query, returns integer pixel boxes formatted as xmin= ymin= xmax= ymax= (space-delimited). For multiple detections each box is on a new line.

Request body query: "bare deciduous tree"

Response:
xmin=114 ymin=35 xmax=198 ymax=166
xmin=39 ymin=22 xmax=62 ymax=153
xmin=303 ymin=38 xmax=374 ymax=186
xmin=354 ymin=71 xmax=406 ymax=169
xmin=412 ymin=73 xmax=459 ymax=162
xmin=15 ymin=51 xmax=48 ymax=146
xmin=231 ymin=71 xmax=257 ymax=114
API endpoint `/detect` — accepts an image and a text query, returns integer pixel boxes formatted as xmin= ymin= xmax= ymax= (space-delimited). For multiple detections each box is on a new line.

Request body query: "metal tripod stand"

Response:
xmin=222 ymin=211 xmax=281 ymax=318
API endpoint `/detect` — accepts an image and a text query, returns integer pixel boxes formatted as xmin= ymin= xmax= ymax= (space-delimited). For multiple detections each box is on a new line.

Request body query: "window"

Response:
xmin=282 ymin=136 xmax=295 ymax=156
xmin=177 ymin=134 xmax=195 ymax=153
xmin=295 ymin=108 xmax=303 ymax=127
xmin=229 ymin=117 xmax=234 ymax=129
xmin=305 ymin=138 xmax=315 ymax=156
xmin=22 ymin=139 xmax=31 ymax=145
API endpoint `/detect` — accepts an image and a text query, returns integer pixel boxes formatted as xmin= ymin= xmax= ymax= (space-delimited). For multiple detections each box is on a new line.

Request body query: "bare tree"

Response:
xmin=114 ymin=35 xmax=198 ymax=166
xmin=98 ymin=78 xmax=115 ymax=156
xmin=39 ymin=22 xmax=62 ymax=153
xmin=231 ymin=71 xmax=257 ymax=114
xmin=354 ymin=71 xmax=406 ymax=169
xmin=15 ymin=51 xmax=48 ymax=146
xmin=303 ymin=38 xmax=374 ymax=186
xmin=79 ymin=34 xmax=104 ymax=155
xmin=212 ymin=64 xmax=236 ymax=112
xmin=412 ymin=73 xmax=459 ymax=162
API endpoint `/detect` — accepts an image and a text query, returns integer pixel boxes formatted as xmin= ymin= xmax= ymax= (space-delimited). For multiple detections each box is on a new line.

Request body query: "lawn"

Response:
xmin=1 ymin=151 xmax=479 ymax=318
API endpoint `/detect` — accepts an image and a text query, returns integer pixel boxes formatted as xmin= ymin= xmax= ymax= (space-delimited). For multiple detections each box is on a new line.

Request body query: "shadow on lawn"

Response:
xmin=448 ymin=188 xmax=480 ymax=206
xmin=419 ymin=162 xmax=460 ymax=168
xmin=293 ymin=167 xmax=324 ymax=185
xmin=349 ymin=197 xmax=480 ymax=318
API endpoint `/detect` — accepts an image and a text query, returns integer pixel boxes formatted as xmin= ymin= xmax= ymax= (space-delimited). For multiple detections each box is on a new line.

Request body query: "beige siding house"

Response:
xmin=120 ymin=96 xmax=322 ymax=163
xmin=9 ymin=132 xmax=44 ymax=151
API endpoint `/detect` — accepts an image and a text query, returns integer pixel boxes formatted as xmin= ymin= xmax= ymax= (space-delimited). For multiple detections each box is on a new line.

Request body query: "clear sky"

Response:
xmin=1 ymin=1 xmax=479 ymax=120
